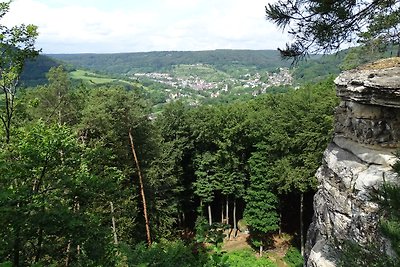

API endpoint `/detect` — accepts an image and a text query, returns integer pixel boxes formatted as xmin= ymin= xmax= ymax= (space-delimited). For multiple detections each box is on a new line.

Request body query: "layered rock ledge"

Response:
xmin=306 ymin=59 xmax=400 ymax=267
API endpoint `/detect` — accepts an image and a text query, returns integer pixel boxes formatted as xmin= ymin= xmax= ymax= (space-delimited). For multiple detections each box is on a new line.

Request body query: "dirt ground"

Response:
xmin=222 ymin=231 xmax=292 ymax=267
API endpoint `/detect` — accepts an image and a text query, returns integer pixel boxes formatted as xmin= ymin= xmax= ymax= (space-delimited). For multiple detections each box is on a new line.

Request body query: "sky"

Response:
xmin=2 ymin=0 xmax=289 ymax=54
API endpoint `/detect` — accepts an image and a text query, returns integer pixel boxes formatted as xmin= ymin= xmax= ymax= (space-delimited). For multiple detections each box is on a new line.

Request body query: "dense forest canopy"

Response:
xmin=1 ymin=56 xmax=339 ymax=265
xmin=50 ymin=50 xmax=293 ymax=74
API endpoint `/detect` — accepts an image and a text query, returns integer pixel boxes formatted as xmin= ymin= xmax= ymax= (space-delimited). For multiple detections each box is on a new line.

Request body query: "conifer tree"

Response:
xmin=266 ymin=0 xmax=400 ymax=59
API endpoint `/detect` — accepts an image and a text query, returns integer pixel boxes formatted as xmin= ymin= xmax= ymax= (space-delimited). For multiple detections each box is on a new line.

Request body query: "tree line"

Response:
xmin=49 ymin=50 xmax=292 ymax=76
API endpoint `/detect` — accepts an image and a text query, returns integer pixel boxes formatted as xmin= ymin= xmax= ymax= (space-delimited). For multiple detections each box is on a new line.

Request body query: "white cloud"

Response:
xmin=2 ymin=0 xmax=288 ymax=53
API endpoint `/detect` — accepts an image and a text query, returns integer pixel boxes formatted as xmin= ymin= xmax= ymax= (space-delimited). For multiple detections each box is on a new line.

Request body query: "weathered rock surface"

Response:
xmin=306 ymin=61 xmax=400 ymax=267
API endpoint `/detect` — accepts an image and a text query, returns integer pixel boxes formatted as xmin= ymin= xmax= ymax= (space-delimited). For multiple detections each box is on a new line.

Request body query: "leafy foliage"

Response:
xmin=0 ymin=1 xmax=40 ymax=143
xmin=284 ymin=247 xmax=303 ymax=267
xmin=338 ymin=241 xmax=397 ymax=267
xmin=20 ymin=55 xmax=60 ymax=87
xmin=225 ymin=250 xmax=276 ymax=267
xmin=0 ymin=122 xmax=115 ymax=265
xmin=50 ymin=50 xmax=291 ymax=75
xmin=125 ymin=240 xmax=209 ymax=267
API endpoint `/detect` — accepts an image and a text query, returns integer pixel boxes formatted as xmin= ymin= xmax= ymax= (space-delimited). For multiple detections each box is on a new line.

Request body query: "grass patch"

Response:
xmin=226 ymin=249 xmax=277 ymax=267
xmin=70 ymin=70 xmax=116 ymax=84
xmin=69 ymin=70 xmax=137 ymax=87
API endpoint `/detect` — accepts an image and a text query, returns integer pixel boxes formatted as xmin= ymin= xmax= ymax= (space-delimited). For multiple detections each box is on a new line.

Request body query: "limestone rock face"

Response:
xmin=306 ymin=62 xmax=400 ymax=267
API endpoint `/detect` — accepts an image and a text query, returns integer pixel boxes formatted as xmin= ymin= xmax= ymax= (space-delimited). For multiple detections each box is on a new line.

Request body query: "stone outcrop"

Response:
xmin=306 ymin=58 xmax=400 ymax=267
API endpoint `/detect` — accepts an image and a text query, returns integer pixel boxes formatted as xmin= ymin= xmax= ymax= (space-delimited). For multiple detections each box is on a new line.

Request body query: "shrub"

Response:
xmin=226 ymin=249 xmax=276 ymax=267
xmin=284 ymin=247 xmax=303 ymax=267
xmin=126 ymin=240 xmax=209 ymax=267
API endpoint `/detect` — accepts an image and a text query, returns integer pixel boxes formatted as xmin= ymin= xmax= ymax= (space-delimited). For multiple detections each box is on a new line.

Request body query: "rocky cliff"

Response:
xmin=306 ymin=58 xmax=400 ymax=267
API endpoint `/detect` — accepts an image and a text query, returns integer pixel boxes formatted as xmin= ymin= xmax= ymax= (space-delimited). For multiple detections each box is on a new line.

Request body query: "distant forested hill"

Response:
xmin=20 ymin=55 xmax=60 ymax=86
xmin=49 ymin=50 xmax=293 ymax=75
xmin=292 ymin=45 xmax=400 ymax=83
xmin=293 ymin=53 xmax=344 ymax=83
xmin=34 ymin=46 xmax=397 ymax=87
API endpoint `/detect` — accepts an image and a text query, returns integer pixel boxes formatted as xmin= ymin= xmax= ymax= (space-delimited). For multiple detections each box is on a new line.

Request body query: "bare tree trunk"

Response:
xmin=225 ymin=196 xmax=229 ymax=226
xmin=58 ymin=90 xmax=62 ymax=125
xmin=300 ymin=193 xmax=304 ymax=257
xmin=221 ymin=201 xmax=224 ymax=223
xmin=110 ymin=201 xmax=119 ymax=245
xmin=65 ymin=241 xmax=71 ymax=267
xmin=33 ymin=166 xmax=46 ymax=264
xmin=1 ymin=77 xmax=19 ymax=144
xmin=259 ymin=244 xmax=263 ymax=257
xmin=129 ymin=129 xmax=151 ymax=246
xmin=13 ymin=226 xmax=20 ymax=267
xmin=34 ymin=228 xmax=43 ymax=263
xmin=233 ymin=198 xmax=237 ymax=238
xmin=65 ymin=197 xmax=79 ymax=266
xmin=208 ymin=204 xmax=212 ymax=226
xmin=226 ymin=196 xmax=230 ymax=239
xmin=76 ymin=201 xmax=81 ymax=256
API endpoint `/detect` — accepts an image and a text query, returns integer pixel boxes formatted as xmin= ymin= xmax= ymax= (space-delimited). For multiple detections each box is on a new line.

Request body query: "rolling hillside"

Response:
xmin=20 ymin=55 xmax=60 ymax=87
xmin=49 ymin=50 xmax=293 ymax=75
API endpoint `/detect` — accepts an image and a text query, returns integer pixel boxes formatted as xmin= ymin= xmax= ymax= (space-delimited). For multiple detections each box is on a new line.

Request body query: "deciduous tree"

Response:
xmin=0 ymin=1 xmax=39 ymax=143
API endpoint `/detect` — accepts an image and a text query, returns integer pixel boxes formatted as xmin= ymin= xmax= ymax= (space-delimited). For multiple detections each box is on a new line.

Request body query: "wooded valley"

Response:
xmin=1 ymin=61 xmax=338 ymax=265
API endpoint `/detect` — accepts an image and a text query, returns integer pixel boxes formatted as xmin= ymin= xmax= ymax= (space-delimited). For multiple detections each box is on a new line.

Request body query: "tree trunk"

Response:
xmin=300 ymin=193 xmax=304 ymax=257
xmin=208 ymin=204 xmax=212 ymax=226
xmin=76 ymin=201 xmax=81 ymax=256
xmin=58 ymin=90 xmax=62 ymax=125
xmin=233 ymin=198 xmax=237 ymax=238
xmin=65 ymin=197 xmax=80 ymax=266
xmin=13 ymin=226 xmax=20 ymax=267
xmin=129 ymin=129 xmax=151 ymax=246
xmin=34 ymin=228 xmax=43 ymax=263
xmin=1 ymin=84 xmax=14 ymax=144
xmin=259 ymin=244 xmax=263 ymax=257
xmin=221 ymin=201 xmax=224 ymax=223
xmin=110 ymin=201 xmax=118 ymax=245
xmin=225 ymin=196 xmax=229 ymax=226
xmin=65 ymin=240 xmax=71 ymax=267
xmin=226 ymin=196 xmax=230 ymax=239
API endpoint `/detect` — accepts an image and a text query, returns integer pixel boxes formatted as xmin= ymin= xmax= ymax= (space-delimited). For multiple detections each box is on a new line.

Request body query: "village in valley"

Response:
xmin=132 ymin=64 xmax=293 ymax=103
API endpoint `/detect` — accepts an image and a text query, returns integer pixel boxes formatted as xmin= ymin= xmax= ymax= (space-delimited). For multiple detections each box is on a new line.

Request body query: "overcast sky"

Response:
xmin=3 ymin=0 xmax=289 ymax=54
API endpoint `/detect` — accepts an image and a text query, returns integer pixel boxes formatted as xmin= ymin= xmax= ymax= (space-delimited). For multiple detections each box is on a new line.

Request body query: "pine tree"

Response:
xmin=266 ymin=0 xmax=400 ymax=60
